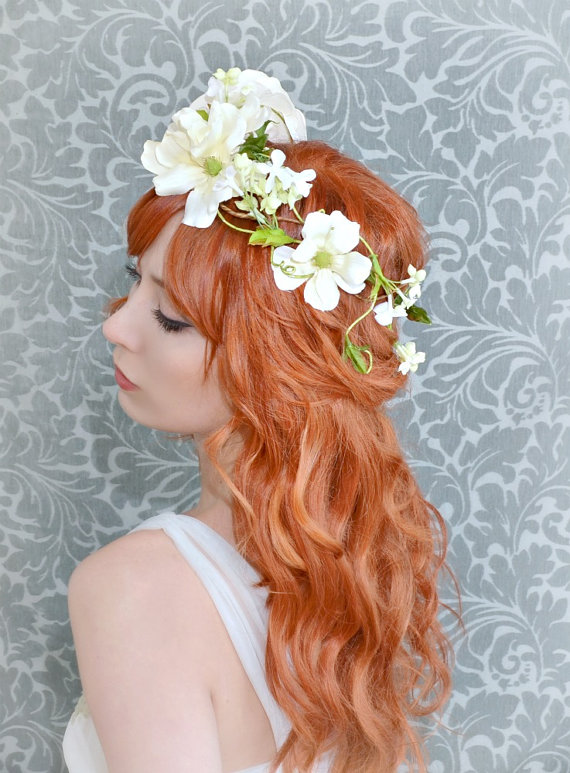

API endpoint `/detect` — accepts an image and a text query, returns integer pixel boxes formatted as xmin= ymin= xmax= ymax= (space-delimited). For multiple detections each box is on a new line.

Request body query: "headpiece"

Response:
xmin=141 ymin=67 xmax=431 ymax=374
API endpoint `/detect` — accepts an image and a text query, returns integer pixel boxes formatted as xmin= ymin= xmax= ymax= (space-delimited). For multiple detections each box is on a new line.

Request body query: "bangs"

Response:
xmin=127 ymin=189 xmax=275 ymax=373
xmin=127 ymin=189 xmax=186 ymax=258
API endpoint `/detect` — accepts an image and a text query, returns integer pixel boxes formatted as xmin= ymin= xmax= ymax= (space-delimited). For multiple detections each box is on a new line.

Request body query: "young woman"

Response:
xmin=63 ymin=68 xmax=453 ymax=773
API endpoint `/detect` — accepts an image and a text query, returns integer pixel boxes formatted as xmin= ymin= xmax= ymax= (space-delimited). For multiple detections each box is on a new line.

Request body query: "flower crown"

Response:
xmin=141 ymin=67 xmax=431 ymax=374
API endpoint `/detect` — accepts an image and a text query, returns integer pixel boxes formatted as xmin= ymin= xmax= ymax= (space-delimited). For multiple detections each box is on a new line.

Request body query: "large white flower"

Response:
xmin=141 ymin=101 xmax=248 ymax=227
xmin=191 ymin=67 xmax=307 ymax=142
xmin=272 ymin=210 xmax=372 ymax=311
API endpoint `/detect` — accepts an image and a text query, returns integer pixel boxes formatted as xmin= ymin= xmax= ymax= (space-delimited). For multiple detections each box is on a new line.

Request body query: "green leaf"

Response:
xmin=249 ymin=227 xmax=295 ymax=247
xmin=238 ymin=120 xmax=273 ymax=161
xmin=343 ymin=341 xmax=372 ymax=374
xmin=406 ymin=304 xmax=432 ymax=324
xmin=196 ymin=109 xmax=209 ymax=121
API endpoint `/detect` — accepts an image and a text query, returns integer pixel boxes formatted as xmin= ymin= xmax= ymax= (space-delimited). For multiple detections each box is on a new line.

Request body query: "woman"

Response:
xmin=63 ymin=68 xmax=452 ymax=773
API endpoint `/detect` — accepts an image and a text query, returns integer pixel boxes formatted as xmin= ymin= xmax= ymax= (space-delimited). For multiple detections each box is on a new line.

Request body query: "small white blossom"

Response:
xmin=232 ymin=153 xmax=267 ymax=197
xmin=373 ymin=294 xmax=408 ymax=326
xmin=258 ymin=187 xmax=285 ymax=215
xmin=394 ymin=341 xmax=426 ymax=375
xmin=272 ymin=210 xmax=372 ymax=311
xmin=400 ymin=264 xmax=427 ymax=300
xmin=283 ymin=182 xmax=306 ymax=208
xmin=257 ymin=149 xmax=290 ymax=192
xmin=257 ymin=149 xmax=315 ymax=196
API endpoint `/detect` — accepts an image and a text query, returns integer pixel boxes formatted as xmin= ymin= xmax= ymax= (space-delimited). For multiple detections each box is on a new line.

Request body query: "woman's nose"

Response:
xmin=102 ymin=295 xmax=142 ymax=352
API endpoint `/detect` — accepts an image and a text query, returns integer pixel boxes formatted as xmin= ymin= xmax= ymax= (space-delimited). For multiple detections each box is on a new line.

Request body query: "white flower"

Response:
xmin=190 ymin=67 xmax=307 ymax=142
xmin=232 ymin=153 xmax=268 ymax=197
xmin=272 ymin=210 xmax=372 ymax=311
xmin=251 ymin=149 xmax=316 ymax=212
xmin=400 ymin=264 xmax=426 ymax=300
xmin=373 ymin=294 xmax=408 ymax=326
xmin=258 ymin=149 xmax=291 ymax=192
xmin=394 ymin=341 xmax=426 ymax=375
xmin=257 ymin=149 xmax=315 ymax=194
xmin=141 ymin=102 xmax=248 ymax=228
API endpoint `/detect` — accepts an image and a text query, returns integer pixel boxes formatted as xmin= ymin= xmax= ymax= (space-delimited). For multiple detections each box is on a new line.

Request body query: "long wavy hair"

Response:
xmin=124 ymin=140 xmax=453 ymax=772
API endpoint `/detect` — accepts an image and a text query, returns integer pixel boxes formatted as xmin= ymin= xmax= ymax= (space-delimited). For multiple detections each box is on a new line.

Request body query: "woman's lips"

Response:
xmin=114 ymin=365 xmax=139 ymax=391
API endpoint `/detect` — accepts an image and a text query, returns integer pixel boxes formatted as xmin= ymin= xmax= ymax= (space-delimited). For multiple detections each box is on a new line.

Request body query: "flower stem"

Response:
xmin=217 ymin=209 xmax=256 ymax=234
xmin=219 ymin=204 xmax=258 ymax=221
xmin=291 ymin=205 xmax=305 ymax=224
xmin=345 ymin=297 xmax=376 ymax=340
xmin=358 ymin=234 xmax=376 ymax=256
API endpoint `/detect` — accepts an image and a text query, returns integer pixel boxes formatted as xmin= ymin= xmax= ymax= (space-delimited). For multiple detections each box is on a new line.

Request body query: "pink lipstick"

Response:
xmin=114 ymin=365 xmax=139 ymax=391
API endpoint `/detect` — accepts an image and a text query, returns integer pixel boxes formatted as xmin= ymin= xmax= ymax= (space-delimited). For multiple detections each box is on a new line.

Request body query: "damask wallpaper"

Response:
xmin=1 ymin=0 xmax=569 ymax=771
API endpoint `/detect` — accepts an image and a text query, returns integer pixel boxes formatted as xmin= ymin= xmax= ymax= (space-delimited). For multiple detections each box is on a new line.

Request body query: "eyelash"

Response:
xmin=124 ymin=263 xmax=192 ymax=334
xmin=125 ymin=263 xmax=141 ymax=282
xmin=152 ymin=308 xmax=191 ymax=333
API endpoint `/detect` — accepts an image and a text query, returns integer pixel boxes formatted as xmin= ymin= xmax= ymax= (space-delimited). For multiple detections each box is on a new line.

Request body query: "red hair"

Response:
xmin=125 ymin=141 xmax=453 ymax=772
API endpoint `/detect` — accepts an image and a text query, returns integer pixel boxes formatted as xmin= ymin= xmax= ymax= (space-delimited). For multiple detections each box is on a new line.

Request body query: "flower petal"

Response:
xmin=192 ymin=102 xmax=247 ymax=163
xmin=301 ymin=211 xmax=335 ymax=245
xmin=238 ymin=70 xmax=307 ymax=141
xmin=273 ymin=245 xmax=295 ymax=262
xmin=154 ymin=133 xmax=189 ymax=167
xmin=324 ymin=210 xmax=360 ymax=254
xmin=330 ymin=251 xmax=372 ymax=289
xmin=182 ymin=183 xmax=227 ymax=228
xmin=398 ymin=361 xmax=411 ymax=375
xmin=141 ymin=141 xmax=165 ymax=175
xmin=290 ymin=238 xmax=318 ymax=264
xmin=272 ymin=265 xmax=308 ymax=291
xmin=289 ymin=167 xmax=316 ymax=197
xmin=172 ymin=107 xmax=209 ymax=140
xmin=269 ymin=148 xmax=286 ymax=167
xmin=373 ymin=296 xmax=407 ymax=326
xmin=273 ymin=246 xmax=313 ymax=290
xmin=153 ymin=164 xmax=203 ymax=196
xmin=334 ymin=275 xmax=366 ymax=295
xmin=373 ymin=301 xmax=392 ymax=326
xmin=304 ymin=269 xmax=340 ymax=311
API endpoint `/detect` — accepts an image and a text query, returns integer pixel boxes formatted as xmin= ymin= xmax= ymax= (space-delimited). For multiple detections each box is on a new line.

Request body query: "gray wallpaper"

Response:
xmin=1 ymin=1 xmax=569 ymax=771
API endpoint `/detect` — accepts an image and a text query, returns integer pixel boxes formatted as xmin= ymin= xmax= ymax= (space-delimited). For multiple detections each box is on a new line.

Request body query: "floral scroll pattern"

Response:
xmin=1 ymin=0 xmax=568 ymax=771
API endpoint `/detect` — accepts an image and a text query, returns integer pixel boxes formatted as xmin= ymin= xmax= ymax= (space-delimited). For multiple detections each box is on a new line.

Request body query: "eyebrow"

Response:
xmin=150 ymin=274 xmax=165 ymax=289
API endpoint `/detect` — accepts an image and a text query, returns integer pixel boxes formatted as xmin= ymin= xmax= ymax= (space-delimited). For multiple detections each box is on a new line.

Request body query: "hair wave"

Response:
xmin=125 ymin=141 xmax=453 ymax=772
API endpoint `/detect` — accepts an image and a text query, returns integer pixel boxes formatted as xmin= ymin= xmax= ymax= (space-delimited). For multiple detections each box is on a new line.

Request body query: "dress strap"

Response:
xmin=129 ymin=511 xmax=291 ymax=748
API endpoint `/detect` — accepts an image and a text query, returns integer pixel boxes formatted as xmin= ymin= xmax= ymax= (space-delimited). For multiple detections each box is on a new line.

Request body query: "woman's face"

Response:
xmin=102 ymin=214 xmax=233 ymax=437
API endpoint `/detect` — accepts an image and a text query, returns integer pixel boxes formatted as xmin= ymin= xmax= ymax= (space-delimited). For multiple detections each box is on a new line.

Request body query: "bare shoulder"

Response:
xmin=69 ymin=526 xmax=186 ymax=586
xmin=68 ymin=526 xmax=225 ymax=683
xmin=68 ymin=528 xmax=226 ymax=772
xmin=71 ymin=525 xmax=216 ymax=606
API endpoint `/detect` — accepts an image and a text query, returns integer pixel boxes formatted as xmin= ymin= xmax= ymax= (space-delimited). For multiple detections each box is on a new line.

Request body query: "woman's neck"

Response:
xmin=185 ymin=434 xmax=239 ymax=547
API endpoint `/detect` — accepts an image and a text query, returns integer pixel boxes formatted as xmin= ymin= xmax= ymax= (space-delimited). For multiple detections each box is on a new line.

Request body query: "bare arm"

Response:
xmin=68 ymin=529 xmax=225 ymax=773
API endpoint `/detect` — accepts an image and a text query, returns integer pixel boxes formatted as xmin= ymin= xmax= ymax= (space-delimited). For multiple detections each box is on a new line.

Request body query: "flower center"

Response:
xmin=204 ymin=156 xmax=223 ymax=176
xmin=314 ymin=250 xmax=332 ymax=269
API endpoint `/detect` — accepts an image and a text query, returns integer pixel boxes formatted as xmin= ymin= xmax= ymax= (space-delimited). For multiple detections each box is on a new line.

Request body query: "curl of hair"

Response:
xmin=125 ymin=141 xmax=453 ymax=772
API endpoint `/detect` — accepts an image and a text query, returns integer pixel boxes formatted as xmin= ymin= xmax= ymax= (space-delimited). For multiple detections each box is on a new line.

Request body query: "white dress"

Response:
xmin=62 ymin=511 xmax=314 ymax=773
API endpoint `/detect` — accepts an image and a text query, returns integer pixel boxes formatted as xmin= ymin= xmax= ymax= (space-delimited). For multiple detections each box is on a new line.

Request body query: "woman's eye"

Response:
xmin=125 ymin=263 xmax=141 ymax=283
xmin=123 ymin=264 xmax=192 ymax=332
xmin=152 ymin=307 xmax=193 ymax=333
